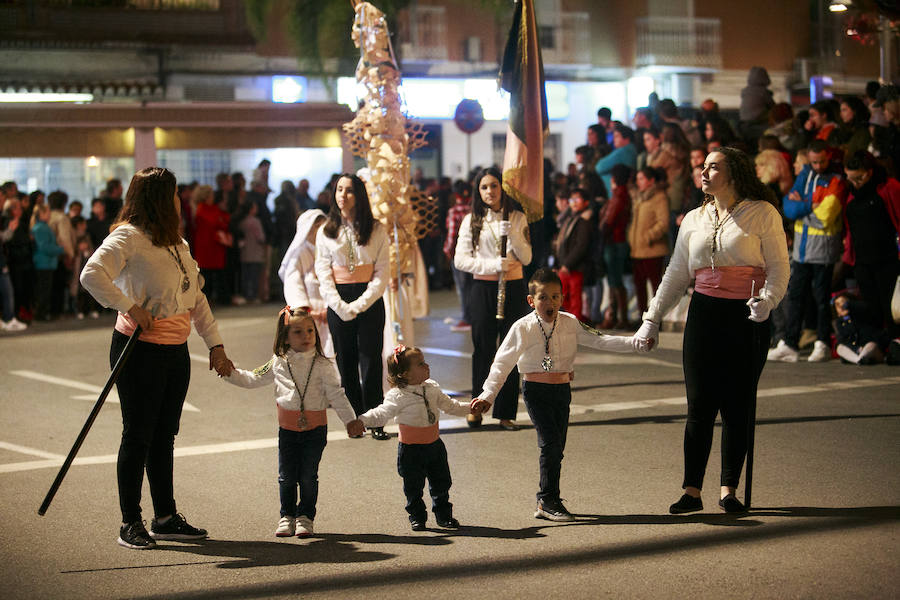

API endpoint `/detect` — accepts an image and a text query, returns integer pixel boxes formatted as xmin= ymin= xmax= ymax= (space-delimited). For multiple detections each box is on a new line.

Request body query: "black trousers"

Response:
xmin=327 ymin=282 xmax=385 ymax=416
xmin=523 ymin=381 xmax=571 ymax=503
xmin=682 ymin=292 xmax=770 ymax=490
xmin=397 ymin=439 xmax=452 ymax=522
xmin=784 ymin=261 xmax=833 ymax=346
xmin=111 ymin=331 xmax=190 ymax=523
xmin=469 ymin=278 xmax=529 ymax=420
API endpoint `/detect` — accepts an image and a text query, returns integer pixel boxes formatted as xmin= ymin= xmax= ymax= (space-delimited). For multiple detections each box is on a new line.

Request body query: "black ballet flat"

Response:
xmin=718 ymin=494 xmax=747 ymax=514
xmin=370 ymin=427 xmax=390 ymax=441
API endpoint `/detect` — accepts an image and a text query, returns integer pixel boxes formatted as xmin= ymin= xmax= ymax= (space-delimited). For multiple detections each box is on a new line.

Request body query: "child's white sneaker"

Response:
xmin=275 ymin=516 xmax=295 ymax=537
xmin=807 ymin=340 xmax=830 ymax=362
xmin=295 ymin=516 xmax=314 ymax=538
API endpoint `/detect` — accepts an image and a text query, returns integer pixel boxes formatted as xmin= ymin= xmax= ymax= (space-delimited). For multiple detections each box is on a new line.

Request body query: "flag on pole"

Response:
xmin=499 ymin=0 xmax=548 ymax=223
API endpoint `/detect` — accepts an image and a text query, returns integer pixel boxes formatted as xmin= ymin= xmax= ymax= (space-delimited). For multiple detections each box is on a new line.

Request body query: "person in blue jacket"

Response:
xmin=31 ymin=203 xmax=63 ymax=321
xmin=594 ymin=123 xmax=638 ymax=197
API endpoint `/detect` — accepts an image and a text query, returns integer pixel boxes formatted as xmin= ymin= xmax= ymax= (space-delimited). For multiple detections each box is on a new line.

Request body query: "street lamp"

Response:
xmin=829 ymin=0 xmax=851 ymax=11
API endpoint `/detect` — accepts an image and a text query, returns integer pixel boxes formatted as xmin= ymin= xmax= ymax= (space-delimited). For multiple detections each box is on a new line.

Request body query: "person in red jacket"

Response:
xmin=598 ymin=164 xmax=632 ymax=329
xmin=842 ymin=151 xmax=900 ymax=342
xmin=192 ymin=185 xmax=232 ymax=305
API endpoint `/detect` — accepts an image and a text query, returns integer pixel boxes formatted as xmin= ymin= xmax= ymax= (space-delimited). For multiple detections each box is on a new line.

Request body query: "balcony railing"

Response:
xmin=399 ymin=5 xmax=448 ymax=62
xmin=635 ymin=16 xmax=722 ymax=70
xmin=541 ymin=11 xmax=590 ymax=66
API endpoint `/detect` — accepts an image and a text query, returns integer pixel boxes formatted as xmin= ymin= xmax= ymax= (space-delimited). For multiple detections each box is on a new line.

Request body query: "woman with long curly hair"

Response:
xmin=454 ymin=167 xmax=532 ymax=430
xmin=632 ymin=147 xmax=789 ymax=515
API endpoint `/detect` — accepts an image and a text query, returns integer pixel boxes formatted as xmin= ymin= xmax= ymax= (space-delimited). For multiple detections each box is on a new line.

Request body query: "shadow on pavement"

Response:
xmin=127 ymin=505 xmax=899 ymax=599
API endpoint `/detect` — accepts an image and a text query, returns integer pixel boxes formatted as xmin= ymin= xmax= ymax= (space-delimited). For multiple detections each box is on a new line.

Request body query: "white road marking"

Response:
xmin=3 ymin=376 xmax=898 ymax=475
xmin=9 ymin=370 xmax=200 ymax=412
xmin=0 ymin=441 xmax=63 ymax=460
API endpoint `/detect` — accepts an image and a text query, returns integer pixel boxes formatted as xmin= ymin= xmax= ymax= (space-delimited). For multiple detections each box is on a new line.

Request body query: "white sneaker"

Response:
xmin=767 ymin=339 xmax=798 ymax=362
xmin=295 ymin=516 xmax=314 ymax=538
xmin=7 ymin=318 xmax=27 ymax=331
xmin=807 ymin=340 xmax=831 ymax=362
xmin=76 ymin=312 xmax=85 ymax=320
xmin=275 ymin=516 xmax=295 ymax=537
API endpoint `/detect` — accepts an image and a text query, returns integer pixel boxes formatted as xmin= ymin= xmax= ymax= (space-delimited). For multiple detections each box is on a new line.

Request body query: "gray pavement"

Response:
xmin=1 ymin=291 xmax=898 ymax=599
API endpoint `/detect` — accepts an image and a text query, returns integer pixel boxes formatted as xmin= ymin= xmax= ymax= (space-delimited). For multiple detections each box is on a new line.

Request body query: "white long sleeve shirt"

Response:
xmin=80 ymin=224 xmax=223 ymax=348
xmin=222 ymin=349 xmax=356 ymax=431
xmin=314 ymin=222 xmax=389 ymax=320
xmin=644 ymin=200 xmax=790 ymax=324
xmin=477 ymin=311 xmax=634 ymax=403
xmin=453 ymin=210 xmax=532 ymax=276
xmin=357 ymin=379 xmax=472 ymax=428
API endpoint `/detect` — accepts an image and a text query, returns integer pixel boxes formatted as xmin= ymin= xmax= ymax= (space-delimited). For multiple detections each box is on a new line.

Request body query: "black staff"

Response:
xmin=38 ymin=306 xmax=148 ymax=516
xmin=495 ymin=204 xmax=510 ymax=320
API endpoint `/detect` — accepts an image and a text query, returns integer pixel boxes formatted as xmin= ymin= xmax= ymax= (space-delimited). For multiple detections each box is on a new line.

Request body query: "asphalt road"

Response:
xmin=1 ymin=291 xmax=898 ymax=599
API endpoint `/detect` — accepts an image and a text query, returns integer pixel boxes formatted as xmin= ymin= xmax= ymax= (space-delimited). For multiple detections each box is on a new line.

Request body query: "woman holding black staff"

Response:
xmin=633 ymin=148 xmax=789 ymax=513
xmin=314 ymin=173 xmax=390 ymax=440
xmin=455 ymin=167 xmax=532 ymax=430
xmin=81 ymin=167 xmax=235 ymax=549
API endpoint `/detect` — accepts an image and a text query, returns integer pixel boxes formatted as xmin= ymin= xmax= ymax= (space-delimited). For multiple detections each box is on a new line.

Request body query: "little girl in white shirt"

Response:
xmin=222 ymin=308 xmax=362 ymax=538
xmin=349 ymin=346 xmax=484 ymax=531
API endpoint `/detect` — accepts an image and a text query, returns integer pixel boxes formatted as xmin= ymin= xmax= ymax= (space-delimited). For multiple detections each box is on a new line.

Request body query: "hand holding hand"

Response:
xmin=127 ymin=303 xmax=154 ymax=331
xmin=632 ymin=320 xmax=659 ymax=353
xmin=746 ymin=297 xmax=771 ymax=322
xmin=498 ymin=220 xmax=511 ymax=237
xmin=209 ymin=346 xmax=235 ymax=376
xmin=470 ymin=398 xmax=491 ymax=415
xmin=346 ymin=419 xmax=365 ymax=438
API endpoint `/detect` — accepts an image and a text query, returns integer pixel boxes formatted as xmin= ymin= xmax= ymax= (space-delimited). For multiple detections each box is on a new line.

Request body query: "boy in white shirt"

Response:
xmin=472 ymin=268 xmax=636 ymax=521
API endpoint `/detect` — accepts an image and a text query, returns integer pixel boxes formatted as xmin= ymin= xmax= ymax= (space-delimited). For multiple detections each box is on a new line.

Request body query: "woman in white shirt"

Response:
xmin=454 ymin=167 xmax=532 ymax=430
xmin=633 ymin=148 xmax=789 ymax=514
xmin=314 ymin=174 xmax=390 ymax=440
xmin=81 ymin=167 xmax=235 ymax=550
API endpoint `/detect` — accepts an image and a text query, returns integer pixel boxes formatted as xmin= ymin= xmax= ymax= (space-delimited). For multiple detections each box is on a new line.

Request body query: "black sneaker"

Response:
xmin=149 ymin=513 xmax=208 ymax=540
xmin=436 ymin=516 xmax=460 ymax=529
xmin=534 ymin=499 xmax=574 ymax=522
xmin=669 ymin=493 xmax=703 ymax=514
xmin=410 ymin=519 xmax=427 ymax=531
xmin=118 ymin=520 xmax=156 ymax=549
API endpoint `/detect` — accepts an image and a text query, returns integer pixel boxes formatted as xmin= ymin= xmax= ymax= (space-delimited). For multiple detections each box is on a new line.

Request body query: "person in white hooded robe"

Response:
xmin=278 ymin=209 xmax=333 ymax=357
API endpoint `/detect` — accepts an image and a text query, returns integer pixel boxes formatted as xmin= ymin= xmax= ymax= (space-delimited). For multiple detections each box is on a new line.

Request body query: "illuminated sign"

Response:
xmin=272 ymin=76 xmax=308 ymax=104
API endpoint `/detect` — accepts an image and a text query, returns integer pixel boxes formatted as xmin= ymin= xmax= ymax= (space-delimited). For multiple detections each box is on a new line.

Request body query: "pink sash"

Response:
xmin=694 ymin=266 xmax=766 ymax=300
xmin=115 ymin=312 xmax=191 ymax=345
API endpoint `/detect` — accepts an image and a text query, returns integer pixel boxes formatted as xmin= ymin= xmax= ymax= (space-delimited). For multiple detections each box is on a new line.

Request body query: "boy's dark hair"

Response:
xmin=808 ymin=139 xmax=830 ymax=155
xmin=273 ymin=308 xmax=324 ymax=357
xmin=587 ymin=123 xmax=605 ymax=140
xmin=528 ymin=267 xmax=562 ymax=296
xmin=574 ymin=144 xmax=595 ymax=161
xmin=597 ymin=107 xmax=612 ymax=121
xmin=47 ymin=190 xmax=68 ymax=210
xmin=810 ymin=100 xmax=835 ymax=122
xmin=71 ymin=215 xmax=86 ymax=228
xmin=386 ymin=345 xmax=420 ymax=388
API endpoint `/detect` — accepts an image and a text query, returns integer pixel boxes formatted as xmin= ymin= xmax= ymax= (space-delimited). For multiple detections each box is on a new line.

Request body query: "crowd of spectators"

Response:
xmin=3 ymin=67 xmax=899 ymax=366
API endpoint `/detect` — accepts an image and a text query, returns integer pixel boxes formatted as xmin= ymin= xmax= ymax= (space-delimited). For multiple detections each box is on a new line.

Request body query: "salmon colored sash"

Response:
xmin=277 ymin=407 xmax=327 ymax=432
xmin=115 ymin=312 xmax=191 ymax=345
xmin=523 ymin=372 xmax=573 ymax=384
xmin=398 ymin=423 xmax=440 ymax=444
xmin=332 ymin=264 xmax=374 ymax=284
xmin=474 ymin=262 xmax=523 ymax=281
xmin=694 ymin=266 xmax=766 ymax=300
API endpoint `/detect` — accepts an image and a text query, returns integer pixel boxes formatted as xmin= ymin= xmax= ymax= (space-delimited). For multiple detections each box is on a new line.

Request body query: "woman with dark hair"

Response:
xmin=314 ymin=173 xmax=390 ymax=440
xmin=455 ymin=167 xmax=532 ymax=430
xmin=837 ymin=96 xmax=873 ymax=159
xmin=81 ymin=167 xmax=235 ymax=549
xmin=633 ymin=147 xmax=789 ymax=514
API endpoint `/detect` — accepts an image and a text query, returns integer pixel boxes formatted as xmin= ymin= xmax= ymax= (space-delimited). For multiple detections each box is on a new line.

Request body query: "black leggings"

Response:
xmin=327 ymin=283 xmax=385 ymax=417
xmin=111 ymin=331 xmax=190 ymax=523
xmin=469 ymin=278 xmax=530 ymax=420
xmin=682 ymin=293 xmax=770 ymax=490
